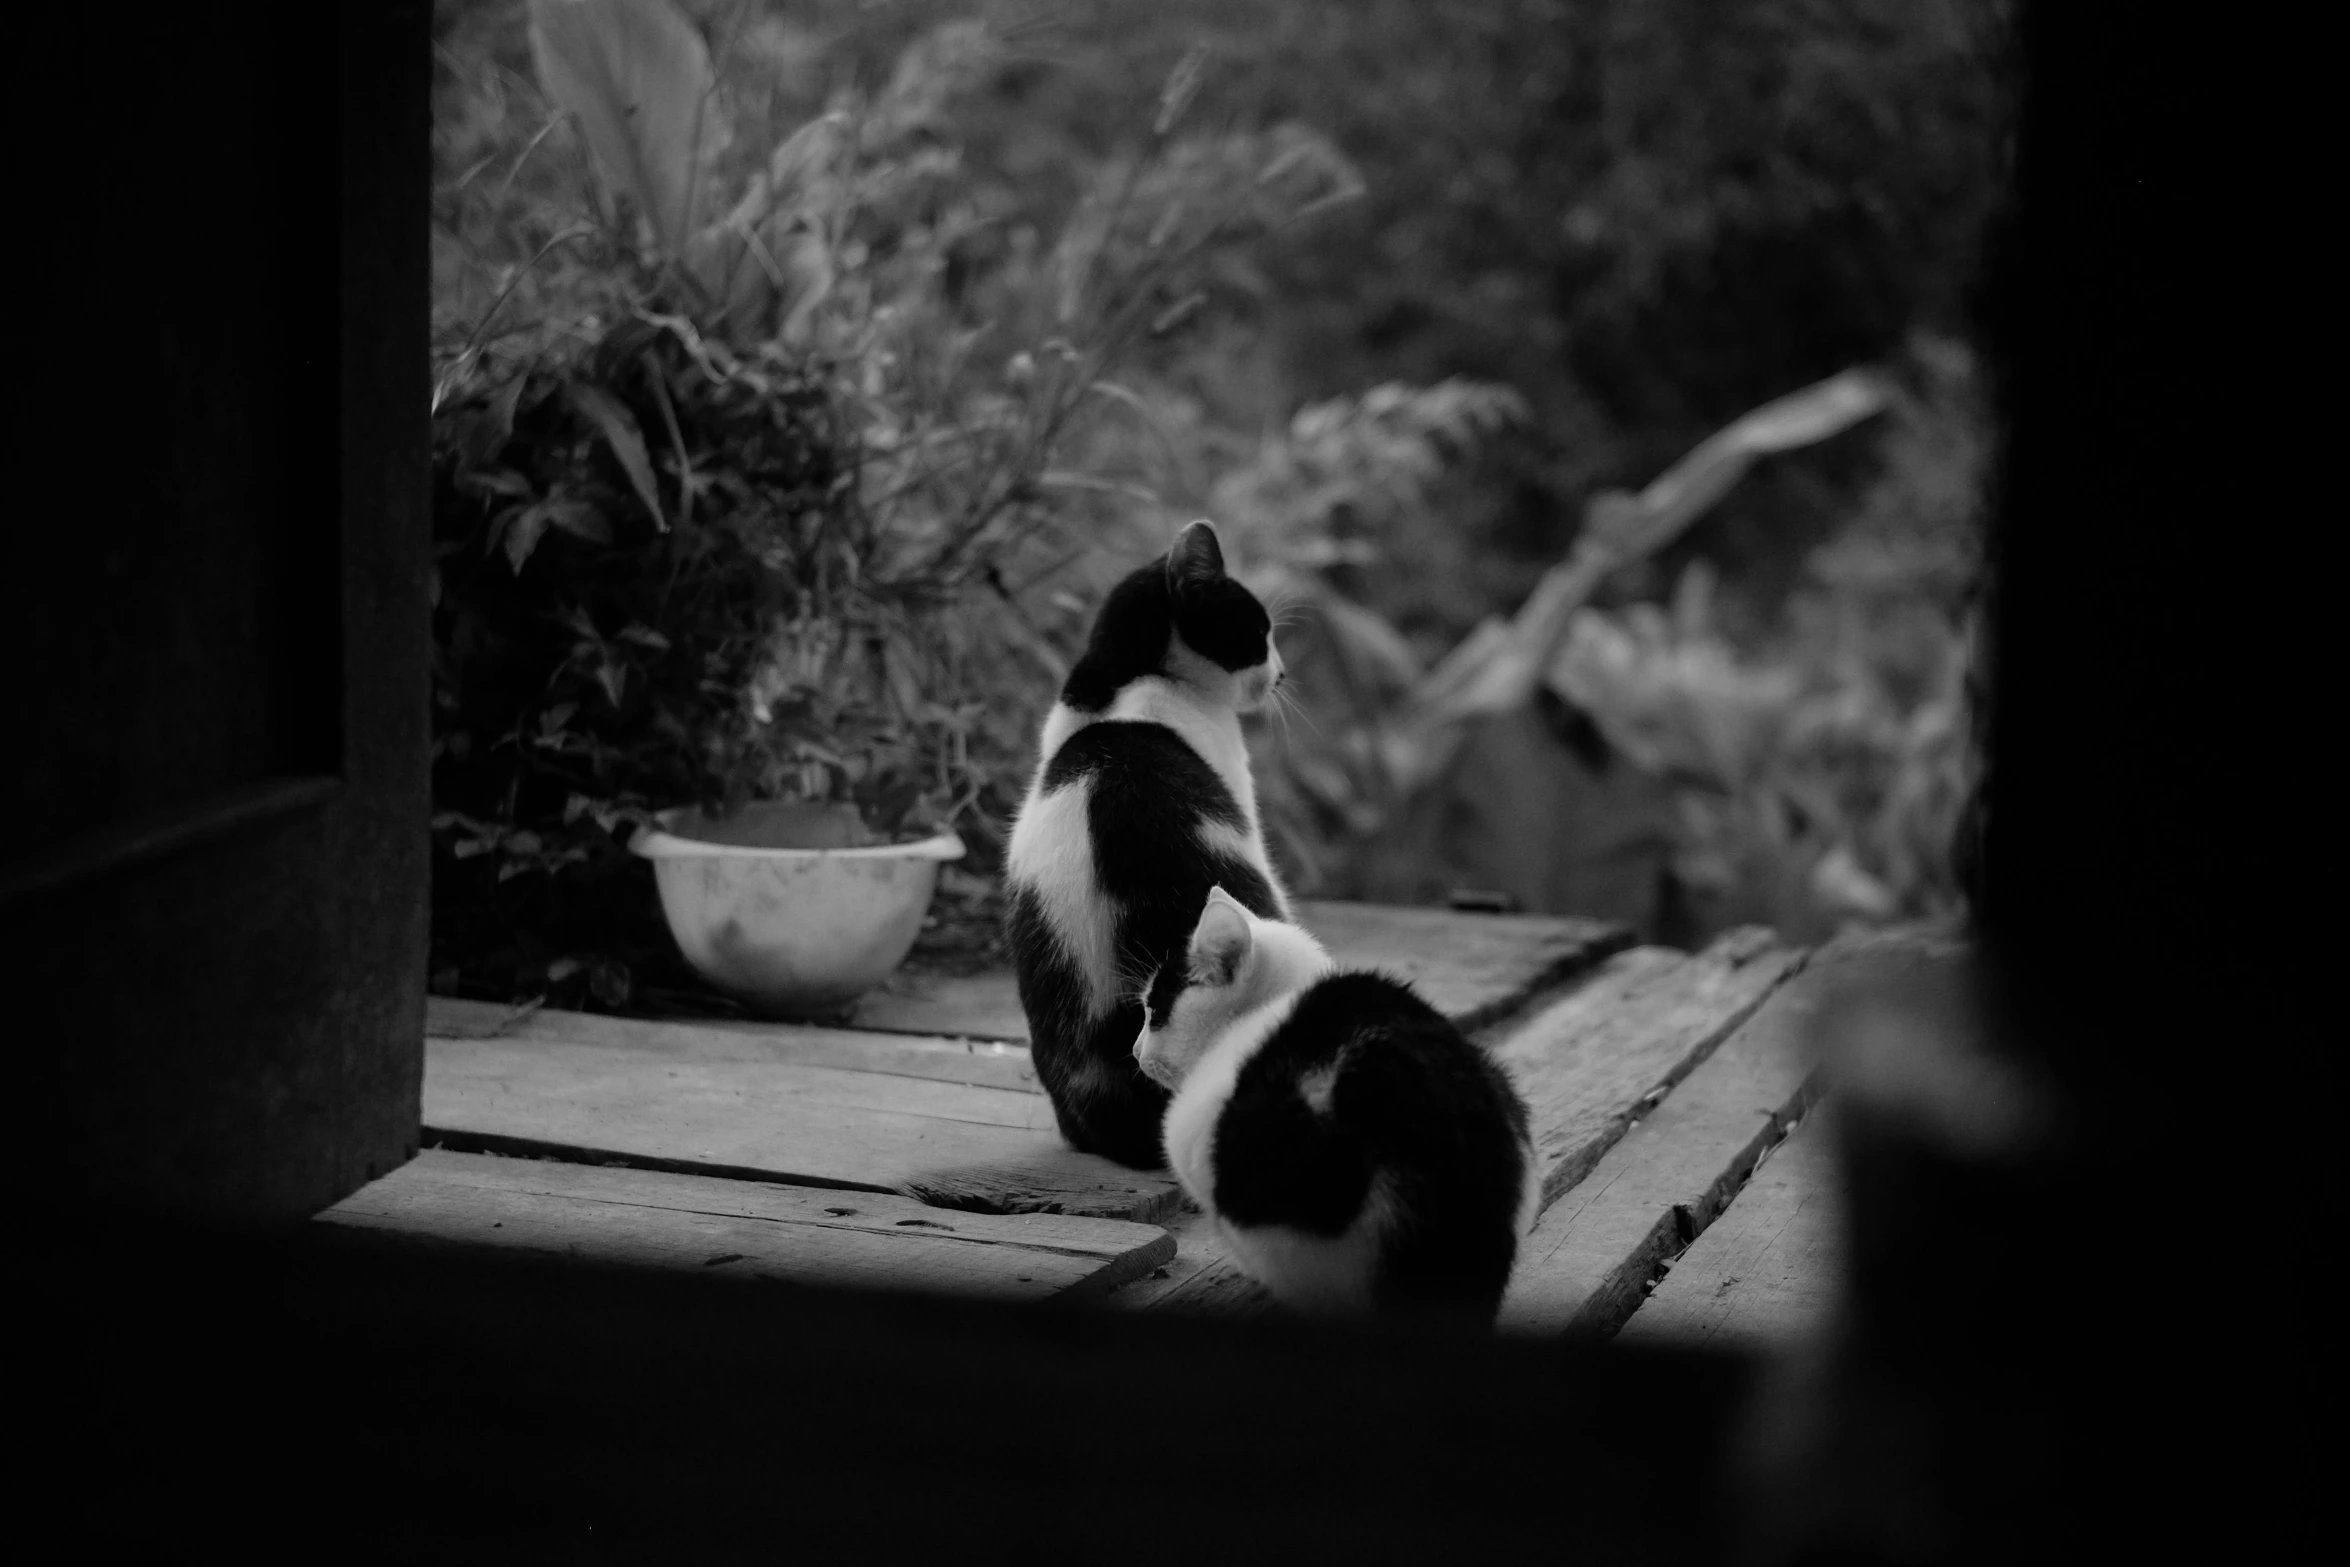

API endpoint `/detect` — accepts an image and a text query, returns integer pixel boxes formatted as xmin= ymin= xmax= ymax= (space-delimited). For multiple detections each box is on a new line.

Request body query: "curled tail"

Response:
xmin=1033 ymin=1000 xmax=1171 ymax=1169
xmin=1008 ymin=884 xmax=1172 ymax=1169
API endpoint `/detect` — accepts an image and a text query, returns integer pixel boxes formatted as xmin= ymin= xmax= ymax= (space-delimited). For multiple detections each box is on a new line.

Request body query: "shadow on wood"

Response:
xmin=29 ymin=1212 xmax=1754 ymax=1556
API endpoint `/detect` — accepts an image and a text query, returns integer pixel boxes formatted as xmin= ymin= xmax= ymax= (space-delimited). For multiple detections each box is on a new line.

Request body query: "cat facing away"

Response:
xmin=1004 ymin=520 xmax=1292 ymax=1169
xmin=1136 ymin=888 xmax=1542 ymax=1322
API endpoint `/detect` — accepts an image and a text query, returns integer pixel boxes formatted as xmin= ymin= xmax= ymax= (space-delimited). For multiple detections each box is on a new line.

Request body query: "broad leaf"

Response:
xmin=493 ymin=498 xmax=610 ymax=572
xmin=527 ymin=0 xmax=719 ymax=259
xmin=565 ymin=382 xmax=666 ymax=529
xmin=492 ymin=502 xmax=548 ymax=571
xmin=453 ymin=374 xmax=531 ymax=475
xmin=456 ymin=466 xmax=535 ymax=501
xmin=542 ymin=499 xmax=614 ymax=544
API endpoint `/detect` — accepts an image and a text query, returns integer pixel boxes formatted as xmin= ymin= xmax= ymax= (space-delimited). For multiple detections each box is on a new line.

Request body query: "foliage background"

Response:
xmin=428 ymin=0 xmax=2009 ymax=1012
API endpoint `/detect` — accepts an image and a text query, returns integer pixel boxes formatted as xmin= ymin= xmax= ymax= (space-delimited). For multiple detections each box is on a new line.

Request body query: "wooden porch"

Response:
xmin=329 ymin=900 xmax=1950 ymax=1342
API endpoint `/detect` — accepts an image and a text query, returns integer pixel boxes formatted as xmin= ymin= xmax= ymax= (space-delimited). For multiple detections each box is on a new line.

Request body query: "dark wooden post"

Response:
xmin=5 ymin=1 xmax=431 ymax=1226
xmin=1735 ymin=7 xmax=2303 ymax=1561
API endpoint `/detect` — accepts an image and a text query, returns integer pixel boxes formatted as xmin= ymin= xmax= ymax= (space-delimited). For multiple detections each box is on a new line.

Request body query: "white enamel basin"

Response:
xmin=631 ymin=803 xmax=965 ymax=1017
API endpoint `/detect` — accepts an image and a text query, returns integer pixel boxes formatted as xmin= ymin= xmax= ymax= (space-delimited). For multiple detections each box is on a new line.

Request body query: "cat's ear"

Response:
xmin=1166 ymin=519 xmax=1227 ymax=598
xmin=1189 ymin=886 xmax=1253 ymax=987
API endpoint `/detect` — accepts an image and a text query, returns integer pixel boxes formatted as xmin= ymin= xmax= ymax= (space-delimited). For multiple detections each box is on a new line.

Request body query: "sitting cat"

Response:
xmin=1135 ymin=888 xmax=1541 ymax=1321
xmin=1004 ymin=520 xmax=1292 ymax=1169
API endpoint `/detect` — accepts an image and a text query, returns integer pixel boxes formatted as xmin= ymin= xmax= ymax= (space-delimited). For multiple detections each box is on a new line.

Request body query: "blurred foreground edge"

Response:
xmin=11 ymin=0 xmax=2288 ymax=1560
xmin=32 ymin=1218 xmax=1754 ymax=1554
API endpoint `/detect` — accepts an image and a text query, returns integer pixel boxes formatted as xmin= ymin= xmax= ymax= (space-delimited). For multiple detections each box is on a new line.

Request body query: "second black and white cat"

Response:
xmin=1135 ymin=889 xmax=1542 ymax=1321
xmin=1004 ymin=520 xmax=1292 ymax=1169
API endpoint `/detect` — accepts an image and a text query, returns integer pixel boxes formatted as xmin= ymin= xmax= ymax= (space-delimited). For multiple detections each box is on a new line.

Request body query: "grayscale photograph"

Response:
xmin=14 ymin=2 xmax=2293 ymax=1559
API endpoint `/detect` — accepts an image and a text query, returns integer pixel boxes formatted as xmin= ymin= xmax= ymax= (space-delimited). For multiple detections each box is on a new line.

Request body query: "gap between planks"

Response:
xmin=1614 ymin=1103 xmax=1844 ymax=1351
xmin=1499 ymin=928 xmax=1963 ymax=1339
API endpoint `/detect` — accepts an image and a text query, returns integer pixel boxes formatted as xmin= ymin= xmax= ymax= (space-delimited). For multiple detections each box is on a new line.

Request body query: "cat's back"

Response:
xmin=1013 ymin=709 xmax=1282 ymax=925
xmin=1042 ymin=717 xmax=1246 ymax=833
xmin=1227 ymin=971 xmax=1530 ymax=1166
xmin=1207 ymin=969 xmax=1537 ymax=1317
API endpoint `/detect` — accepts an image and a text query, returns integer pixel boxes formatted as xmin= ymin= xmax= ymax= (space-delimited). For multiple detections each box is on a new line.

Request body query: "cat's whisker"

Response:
xmin=1277 ymin=683 xmax=1324 ymax=741
xmin=1265 ymin=590 xmax=1311 ymax=635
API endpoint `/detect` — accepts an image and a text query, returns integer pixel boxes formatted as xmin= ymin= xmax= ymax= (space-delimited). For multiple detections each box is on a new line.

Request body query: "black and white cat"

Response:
xmin=1004 ymin=520 xmax=1292 ymax=1169
xmin=1135 ymin=888 xmax=1542 ymax=1321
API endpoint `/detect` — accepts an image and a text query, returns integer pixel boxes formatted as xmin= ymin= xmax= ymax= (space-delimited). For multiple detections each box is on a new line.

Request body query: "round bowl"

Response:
xmin=630 ymin=803 xmax=966 ymax=1018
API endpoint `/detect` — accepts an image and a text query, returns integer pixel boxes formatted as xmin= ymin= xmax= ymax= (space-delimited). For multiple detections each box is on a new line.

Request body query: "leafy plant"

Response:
xmin=428 ymin=1 xmax=1360 ymax=1009
xmin=427 ymin=0 xmax=2000 ymax=1003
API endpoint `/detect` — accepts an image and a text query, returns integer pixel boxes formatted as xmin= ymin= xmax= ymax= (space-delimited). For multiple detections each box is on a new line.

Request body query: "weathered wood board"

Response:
xmin=1499 ymin=931 xmax=1958 ymax=1339
xmin=423 ymin=1005 xmax=1180 ymax=1221
xmin=846 ymin=900 xmax=1631 ymax=1040
xmin=1498 ymin=967 xmax=1833 ymax=1338
xmin=1096 ymin=1205 xmax=1278 ymax=1318
xmin=318 ymin=1149 xmax=1175 ymax=1302
xmin=429 ymin=997 xmax=1041 ymax=1094
xmin=1145 ymin=1255 xmax=1278 ymax=1319
xmin=1615 ymin=1107 xmax=1844 ymax=1350
xmin=423 ymin=901 xmax=1625 ymax=1230
xmin=1492 ymin=928 xmax=1805 ymax=1209
xmin=843 ymin=970 xmax=1030 ymax=1045
xmin=1096 ymin=1203 xmax=1217 ymax=1309
xmin=1295 ymin=901 xmax=1633 ymax=1031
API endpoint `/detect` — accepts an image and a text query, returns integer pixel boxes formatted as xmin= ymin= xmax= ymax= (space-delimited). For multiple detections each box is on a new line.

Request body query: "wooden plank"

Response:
xmin=1132 ymin=1252 xmax=1277 ymax=1320
xmin=428 ymin=995 xmax=1041 ymax=1095
xmin=420 ymin=901 xmax=1632 ymax=1231
xmin=891 ymin=1156 xmax=1177 ymax=1221
xmin=846 ymin=969 xmax=1032 ymax=1043
xmin=1094 ymin=1205 xmax=1277 ymax=1318
xmin=846 ymin=899 xmax=1632 ymax=1041
xmin=1499 ymin=930 xmax=1960 ymax=1338
xmin=1492 ymin=927 xmax=1806 ymax=1210
xmin=423 ymin=1010 xmax=1181 ymax=1222
xmin=1293 ymin=900 xmax=1632 ymax=1032
xmin=1616 ymin=1107 xmax=1843 ymax=1350
xmin=1150 ymin=1262 xmax=1276 ymax=1319
xmin=318 ymin=1149 xmax=1175 ymax=1302
xmin=1096 ymin=1203 xmax=1219 ymax=1309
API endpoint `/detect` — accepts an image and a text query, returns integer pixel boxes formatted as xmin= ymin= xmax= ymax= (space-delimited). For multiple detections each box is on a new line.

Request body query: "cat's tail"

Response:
xmin=1052 ymin=1078 xmax=1172 ymax=1170
xmin=1039 ymin=1015 xmax=1174 ymax=1171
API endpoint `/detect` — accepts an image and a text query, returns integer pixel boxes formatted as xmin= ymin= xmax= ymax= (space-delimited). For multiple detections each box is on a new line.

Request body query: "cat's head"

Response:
xmin=1067 ymin=520 xmax=1284 ymax=713
xmin=1134 ymin=886 xmax=1332 ymax=1090
xmin=1160 ymin=519 xmax=1284 ymax=709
